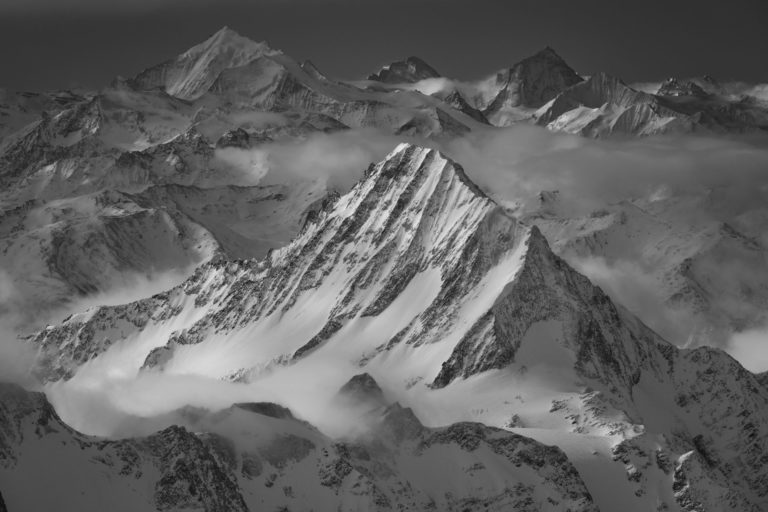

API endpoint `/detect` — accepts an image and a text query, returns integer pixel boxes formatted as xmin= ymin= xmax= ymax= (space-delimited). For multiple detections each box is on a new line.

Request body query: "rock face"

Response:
xmin=0 ymin=381 xmax=598 ymax=511
xmin=367 ymin=56 xmax=442 ymax=83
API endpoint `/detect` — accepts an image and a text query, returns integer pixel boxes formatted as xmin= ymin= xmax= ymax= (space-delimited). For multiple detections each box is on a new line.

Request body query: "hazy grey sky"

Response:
xmin=1 ymin=0 xmax=766 ymax=91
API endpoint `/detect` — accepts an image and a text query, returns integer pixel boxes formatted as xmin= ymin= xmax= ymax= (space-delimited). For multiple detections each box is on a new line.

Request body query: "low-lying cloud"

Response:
xmin=213 ymin=128 xmax=404 ymax=190
xmin=726 ymin=327 xmax=768 ymax=374
xmin=446 ymin=125 xmax=768 ymax=218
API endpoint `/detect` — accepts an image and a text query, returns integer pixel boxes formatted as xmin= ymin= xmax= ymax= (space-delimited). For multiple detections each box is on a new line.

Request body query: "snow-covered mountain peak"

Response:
xmin=365 ymin=143 xmax=491 ymax=201
xmin=509 ymin=47 xmax=583 ymax=100
xmin=131 ymin=26 xmax=280 ymax=100
xmin=178 ymin=26 xmax=277 ymax=65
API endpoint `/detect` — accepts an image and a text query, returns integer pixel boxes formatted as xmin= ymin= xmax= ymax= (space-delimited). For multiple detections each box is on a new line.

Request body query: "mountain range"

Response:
xmin=1 ymin=26 xmax=768 ymax=512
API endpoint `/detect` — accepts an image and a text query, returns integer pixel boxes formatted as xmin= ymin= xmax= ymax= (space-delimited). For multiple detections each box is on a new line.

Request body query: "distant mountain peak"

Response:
xmin=529 ymin=46 xmax=566 ymax=61
xmin=337 ymin=373 xmax=386 ymax=407
xmin=210 ymin=25 xmax=240 ymax=39
xmin=131 ymin=26 xmax=279 ymax=100
xmin=480 ymin=46 xmax=583 ymax=124
xmin=367 ymin=56 xmax=441 ymax=83
xmin=657 ymin=77 xmax=709 ymax=97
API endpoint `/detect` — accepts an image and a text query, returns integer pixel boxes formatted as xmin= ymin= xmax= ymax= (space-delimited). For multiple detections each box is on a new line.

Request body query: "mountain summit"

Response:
xmin=131 ymin=27 xmax=279 ymax=100
xmin=471 ymin=46 xmax=584 ymax=126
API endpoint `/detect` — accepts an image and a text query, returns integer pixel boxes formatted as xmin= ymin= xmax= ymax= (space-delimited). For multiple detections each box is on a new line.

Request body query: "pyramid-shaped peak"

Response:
xmin=187 ymin=26 xmax=275 ymax=56
xmin=132 ymin=27 xmax=280 ymax=100
xmin=337 ymin=373 xmax=386 ymax=405
xmin=490 ymin=46 xmax=583 ymax=108
xmin=515 ymin=46 xmax=575 ymax=71
xmin=379 ymin=144 xmax=491 ymax=200
xmin=531 ymin=46 xmax=566 ymax=60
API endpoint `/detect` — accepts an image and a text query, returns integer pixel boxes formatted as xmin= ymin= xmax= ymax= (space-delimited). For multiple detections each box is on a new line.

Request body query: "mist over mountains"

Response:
xmin=1 ymin=26 xmax=768 ymax=512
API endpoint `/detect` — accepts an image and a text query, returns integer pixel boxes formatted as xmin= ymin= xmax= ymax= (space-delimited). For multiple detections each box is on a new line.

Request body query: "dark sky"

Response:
xmin=1 ymin=0 xmax=766 ymax=91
